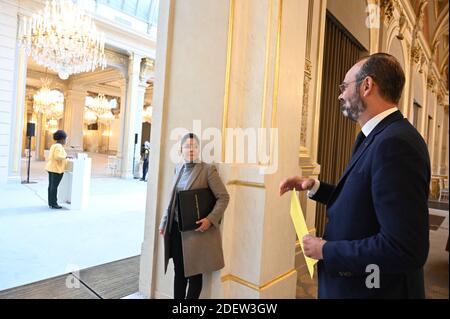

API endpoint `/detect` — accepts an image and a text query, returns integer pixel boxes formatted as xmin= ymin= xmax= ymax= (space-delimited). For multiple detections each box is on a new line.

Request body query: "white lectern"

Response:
xmin=58 ymin=154 xmax=92 ymax=210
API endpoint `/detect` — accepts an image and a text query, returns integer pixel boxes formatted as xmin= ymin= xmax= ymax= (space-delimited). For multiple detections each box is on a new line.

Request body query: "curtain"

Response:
xmin=315 ymin=12 xmax=366 ymax=236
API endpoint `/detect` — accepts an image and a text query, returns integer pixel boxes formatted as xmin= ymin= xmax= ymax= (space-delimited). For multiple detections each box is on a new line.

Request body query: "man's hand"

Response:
xmin=302 ymin=234 xmax=326 ymax=260
xmin=195 ymin=218 xmax=211 ymax=232
xmin=279 ymin=176 xmax=316 ymax=196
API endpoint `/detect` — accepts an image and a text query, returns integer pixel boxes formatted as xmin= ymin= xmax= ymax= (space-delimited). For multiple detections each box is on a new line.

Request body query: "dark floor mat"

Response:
xmin=429 ymin=214 xmax=446 ymax=231
xmin=429 ymin=200 xmax=449 ymax=211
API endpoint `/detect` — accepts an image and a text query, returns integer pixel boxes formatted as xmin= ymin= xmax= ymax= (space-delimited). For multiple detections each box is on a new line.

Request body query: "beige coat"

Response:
xmin=159 ymin=162 xmax=229 ymax=277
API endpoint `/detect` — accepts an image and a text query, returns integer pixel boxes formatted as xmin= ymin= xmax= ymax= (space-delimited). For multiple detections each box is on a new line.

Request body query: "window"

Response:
xmin=136 ymin=0 xmax=152 ymax=20
xmin=123 ymin=0 xmax=138 ymax=15
xmin=96 ymin=0 xmax=159 ymax=24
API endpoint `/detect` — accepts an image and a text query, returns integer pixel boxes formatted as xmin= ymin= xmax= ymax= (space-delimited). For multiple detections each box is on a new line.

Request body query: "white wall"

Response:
xmin=0 ymin=0 xmax=18 ymax=184
xmin=327 ymin=0 xmax=370 ymax=51
xmin=388 ymin=37 xmax=407 ymax=112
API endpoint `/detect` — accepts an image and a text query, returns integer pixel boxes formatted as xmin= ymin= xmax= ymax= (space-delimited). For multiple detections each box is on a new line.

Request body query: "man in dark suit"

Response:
xmin=279 ymin=53 xmax=430 ymax=298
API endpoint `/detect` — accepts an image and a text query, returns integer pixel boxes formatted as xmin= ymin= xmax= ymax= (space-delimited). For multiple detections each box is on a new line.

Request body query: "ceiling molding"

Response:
xmin=70 ymin=69 xmax=124 ymax=87
xmin=88 ymin=84 xmax=123 ymax=97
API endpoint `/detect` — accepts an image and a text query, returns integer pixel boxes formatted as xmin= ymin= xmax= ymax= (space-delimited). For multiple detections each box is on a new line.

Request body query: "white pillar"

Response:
xmin=134 ymin=58 xmax=154 ymax=165
xmin=8 ymin=44 xmax=27 ymax=182
xmin=139 ymin=0 xmax=309 ymax=299
xmin=119 ymin=53 xmax=143 ymax=178
xmin=429 ymin=93 xmax=439 ymax=172
xmin=63 ymin=88 xmax=86 ymax=152
xmin=34 ymin=112 xmax=46 ymax=161
xmin=134 ymin=82 xmax=148 ymax=162
xmin=0 ymin=0 xmax=19 ymax=184
xmin=446 ymin=106 xmax=449 ymax=177
xmin=435 ymin=106 xmax=443 ymax=175
xmin=439 ymin=105 xmax=449 ymax=175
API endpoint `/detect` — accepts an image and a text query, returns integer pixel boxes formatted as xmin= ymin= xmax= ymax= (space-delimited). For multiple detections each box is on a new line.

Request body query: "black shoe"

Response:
xmin=51 ymin=205 xmax=63 ymax=209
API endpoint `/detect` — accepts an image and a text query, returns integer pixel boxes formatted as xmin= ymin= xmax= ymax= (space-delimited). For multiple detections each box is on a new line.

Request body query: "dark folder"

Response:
xmin=176 ymin=188 xmax=217 ymax=232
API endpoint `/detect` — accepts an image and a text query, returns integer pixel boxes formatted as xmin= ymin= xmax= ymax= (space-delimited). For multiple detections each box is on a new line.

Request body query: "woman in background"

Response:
xmin=45 ymin=130 xmax=68 ymax=209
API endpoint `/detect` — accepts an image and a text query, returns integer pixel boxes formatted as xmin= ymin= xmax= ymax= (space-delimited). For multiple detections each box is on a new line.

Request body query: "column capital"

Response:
xmin=140 ymin=58 xmax=155 ymax=83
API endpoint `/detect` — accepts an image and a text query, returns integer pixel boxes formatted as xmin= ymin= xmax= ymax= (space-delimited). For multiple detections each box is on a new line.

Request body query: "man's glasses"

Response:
xmin=338 ymin=79 xmax=361 ymax=94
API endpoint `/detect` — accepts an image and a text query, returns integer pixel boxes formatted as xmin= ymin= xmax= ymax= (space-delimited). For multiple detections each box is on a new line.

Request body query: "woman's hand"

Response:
xmin=159 ymin=229 xmax=164 ymax=236
xmin=195 ymin=218 xmax=211 ymax=232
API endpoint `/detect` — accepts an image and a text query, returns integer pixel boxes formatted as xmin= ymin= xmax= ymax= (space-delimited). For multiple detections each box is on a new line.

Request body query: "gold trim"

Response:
xmin=268 ymin=0 xmax=283 ymax=166
xmin=221 ymin=269 xmax=296 ymax=291
xmin=311 ymin=0 xmax=326 ymax=161
xmin=227 ymin=180 xmax=265 ymax=189
xmin=260 ymin=0 xmax=274 ymax=130
xmin=300 ymin=165 xmax=316 ymax=170
xmin=270 ymin=0 xmax=283 ymax=130
xmin=222 ymin=0 xmax=235 ymax=162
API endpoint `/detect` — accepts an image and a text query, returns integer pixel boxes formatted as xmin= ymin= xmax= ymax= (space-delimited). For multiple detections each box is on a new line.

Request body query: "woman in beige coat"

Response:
xmin=159 ymin=133 xmax=229 ymax=299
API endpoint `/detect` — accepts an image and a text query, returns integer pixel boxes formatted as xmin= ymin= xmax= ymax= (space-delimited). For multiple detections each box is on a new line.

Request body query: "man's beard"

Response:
xmin=340 ymin=90 xmax=367 ymax=122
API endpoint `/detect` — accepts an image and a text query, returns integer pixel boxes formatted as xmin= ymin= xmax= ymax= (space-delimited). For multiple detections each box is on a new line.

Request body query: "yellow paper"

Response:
xmin=290 ymin=188 xmax=318 ymax=279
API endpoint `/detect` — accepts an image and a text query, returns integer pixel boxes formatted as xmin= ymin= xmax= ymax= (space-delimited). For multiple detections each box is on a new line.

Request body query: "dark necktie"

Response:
xmin=351 ymin=131 xmax=366 ymax=156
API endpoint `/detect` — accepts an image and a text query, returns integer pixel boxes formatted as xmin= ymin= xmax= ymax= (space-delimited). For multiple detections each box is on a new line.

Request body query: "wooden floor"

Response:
xmin=0 ymin=256 xmax=140 ymax=299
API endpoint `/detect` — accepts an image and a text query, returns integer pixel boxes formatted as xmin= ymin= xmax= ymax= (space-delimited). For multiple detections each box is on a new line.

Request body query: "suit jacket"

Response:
xmin=312 ymin=111 xmax=430 ymax=299
xmin=159 ymin=162 xmax=230 ymax=277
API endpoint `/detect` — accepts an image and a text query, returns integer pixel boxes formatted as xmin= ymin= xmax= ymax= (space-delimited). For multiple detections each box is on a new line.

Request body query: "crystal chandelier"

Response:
xmin=33 ymin=78 xmax=64 ymax=118
xmin=86 ymin=94 xmax=113 ymax=116
xmin=46 ymin=118 xmax=59 ymax=133
xmin=98 ymin=111 xmax=115 ymax=123
xmin=84 ymin=107 xmax=98 ymax=125
xmin=19 ymin=0 xmax=107 ymax=80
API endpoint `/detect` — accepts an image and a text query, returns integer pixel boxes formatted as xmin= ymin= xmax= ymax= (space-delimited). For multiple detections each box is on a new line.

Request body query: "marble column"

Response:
xmin=446 ymin=106 xmax=449 ymax=177
xmin=439 ymin=105 xmax=449 ymax=175
xmin=34 ymin=112 xmax=46 ymax=161
xmin=133 ymin=82 xmax=148 ymax=165
xmin=8 ymin=44 xmax=27 ymax=181
xmin=134 ymin=58 xmax=154 ymax=165
xmin=297 ymin=0 xmax=326 ymax=279
xmin=63 ymin=88 xmax=86 ymax=152
xmin=139 ymin=0 xmax=309 ymax=299
xmin=429 ymin=93 xmax=439 ymax=172
xmin=427 ymin=92 xmax=437 ymax=171
xmin=116 ymin=86 xmax=127 ymax=176
xmin=118 ymin=53 xmax=143 ymax=178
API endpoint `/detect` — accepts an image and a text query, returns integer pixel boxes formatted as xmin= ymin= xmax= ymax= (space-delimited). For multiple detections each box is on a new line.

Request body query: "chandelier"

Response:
xmin=84 ymin=107 xmax=98 ymax=125
xmin=33 ymin=78 xmax=64 ymax=119
xmin=98 ymin=111 xmax=115 ymax=123
xmin=86 ymin=94 xmax=114 ymax=116
xmin=46 ymin=118 xmax=59 ymax=133
xmin=19 ymin=0 xmax=107 ymax=80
